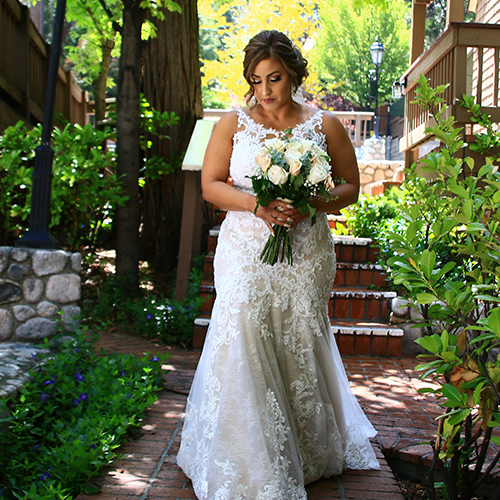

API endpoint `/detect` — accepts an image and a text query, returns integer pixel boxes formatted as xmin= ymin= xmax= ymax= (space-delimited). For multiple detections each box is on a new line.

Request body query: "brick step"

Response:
xmin=201 ymin=285 xmax=395 ymax=322
xmin=206 ymin=228 xmax=380 ymax=265
xmin=193 ymin=316 xmax=403 ymax=356
xmin=203 ymin=258 xmax=387 ymax=287
xmin=329 ymin=287 xmax=396 ymax=322
xmin=333 ymin=262 xmax=386 ymax=288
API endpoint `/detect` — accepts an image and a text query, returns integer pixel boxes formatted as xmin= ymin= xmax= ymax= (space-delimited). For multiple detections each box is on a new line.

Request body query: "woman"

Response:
xmin=177 ymin=30 xmax=379 ymax=500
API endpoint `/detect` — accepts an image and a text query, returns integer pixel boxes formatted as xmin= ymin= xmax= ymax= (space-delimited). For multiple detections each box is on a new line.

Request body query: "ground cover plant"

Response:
xmin=386 ymin=76 xmax=500 ymax=500
xmin=82 ymin=254 xmax=204 ymax=348
xmin=0 ymin=327 xmax=169 ymax=499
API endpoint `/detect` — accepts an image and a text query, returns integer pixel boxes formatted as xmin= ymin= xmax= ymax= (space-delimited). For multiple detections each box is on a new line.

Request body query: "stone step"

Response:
xmin=329 ymin=287 xmax=396 ymax=322
xmin=193 ymin=316 xmax=403 ymax=356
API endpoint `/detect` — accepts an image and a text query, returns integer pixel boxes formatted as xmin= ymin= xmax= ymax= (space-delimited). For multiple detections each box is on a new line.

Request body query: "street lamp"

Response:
xmin=369 ymin=36 xmax=384 ymax=138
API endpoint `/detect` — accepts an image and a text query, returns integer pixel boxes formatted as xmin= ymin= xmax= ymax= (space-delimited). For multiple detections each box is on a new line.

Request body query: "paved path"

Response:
xmin=76 ymin=331 xmax=440 ymax=500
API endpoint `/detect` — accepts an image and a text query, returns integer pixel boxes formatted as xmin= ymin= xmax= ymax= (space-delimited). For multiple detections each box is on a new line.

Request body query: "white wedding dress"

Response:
xmin=177 ymin=110 xmax=379 ymax=500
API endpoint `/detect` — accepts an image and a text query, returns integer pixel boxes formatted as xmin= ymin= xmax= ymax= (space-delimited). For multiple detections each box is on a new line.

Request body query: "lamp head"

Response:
xmin=370 ymin=36 xmax=384 ymax=66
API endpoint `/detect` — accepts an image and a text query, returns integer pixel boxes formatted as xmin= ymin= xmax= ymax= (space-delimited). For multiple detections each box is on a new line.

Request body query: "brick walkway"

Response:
xmin=76 ymin=331 xmax=441 ymax=500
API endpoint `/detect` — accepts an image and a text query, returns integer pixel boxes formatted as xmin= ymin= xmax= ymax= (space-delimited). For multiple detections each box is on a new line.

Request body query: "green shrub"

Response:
xmin=0 ymin=327 xmax=168 ymax=499
xmin=85 ymin=260 xmax=204 ymax=348
xmin=386 ymin=75 xmax=500 ymax=500
xmin=0 ymin=121 xmax=126 ymax=252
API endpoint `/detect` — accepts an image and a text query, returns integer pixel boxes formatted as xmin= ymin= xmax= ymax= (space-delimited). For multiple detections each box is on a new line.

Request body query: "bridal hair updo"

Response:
xmin=243 ymin=30 xmax=309 ymax=104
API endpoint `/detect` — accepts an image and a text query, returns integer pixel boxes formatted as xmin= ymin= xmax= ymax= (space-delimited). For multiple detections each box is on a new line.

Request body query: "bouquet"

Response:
xmin=248 ymin=132 xmax=334 ymax=265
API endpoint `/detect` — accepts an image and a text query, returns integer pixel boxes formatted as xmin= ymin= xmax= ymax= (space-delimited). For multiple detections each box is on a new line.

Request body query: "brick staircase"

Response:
xmin=194 ymin=228 xmax=403 ymax=356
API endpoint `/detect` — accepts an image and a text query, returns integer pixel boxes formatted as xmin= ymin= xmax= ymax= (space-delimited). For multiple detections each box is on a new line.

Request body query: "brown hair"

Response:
xmin=243 ymin=30 xmax=309 ymax=103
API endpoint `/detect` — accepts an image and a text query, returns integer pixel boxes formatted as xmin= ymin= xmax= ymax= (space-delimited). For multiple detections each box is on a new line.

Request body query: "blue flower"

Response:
xmin=31 ymin=353 xmax=38 ymax=362
xmin=166 ymin=305 xmax=173 ymax=313
xmin=33 ymin=444 xmax=40 ymax=453
xmin=39 ymin=391 xmax=50 ymax=402
xmin=0 ymin=487 xmax=5 ymax=496
xmin=89 ymin=444 xmax=96 ymax=449
xmin=73 ymin=398 xmax=80 ymax=407
xmin=40 ymin=471 xmax=50 ymax=482
xmin=74 ymin=347 xmax=80 ymax=354
xmin=146 ymin=314 xmax=153 ymax=321
xmin=120 ymin=370 xmax=126 ymax=377
xmin=79 ymin=392 xmax=88 ymax=401
xmin=44 ymin=376 xmax=57 ymax=386
xmin=75 ymin=371 xmax=85 ymax=381
xmin=151 ymin=357 xmax=159 ymax=362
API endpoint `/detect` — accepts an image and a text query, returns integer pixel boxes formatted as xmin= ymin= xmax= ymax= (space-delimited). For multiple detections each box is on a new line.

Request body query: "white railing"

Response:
xmin=203 ymin=109 xmax=374 ymax=148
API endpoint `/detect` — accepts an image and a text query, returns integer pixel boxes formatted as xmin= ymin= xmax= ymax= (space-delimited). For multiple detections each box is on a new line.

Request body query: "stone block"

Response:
xmin=11 ymin=248 xmax=29 ymax=262
xmin=61 ymin=305 xmax=81 ymax=330
xmin=23 ymin=278 xmax=44 ymax=303
xmin=37 ymin=301 xmax=59 ymax=318
xmin=0 ymin=247 xmax=10 ymax=272
xmin=0 ymin=280 xmax=23 ymax=305
xmin=16 ymin=317 xmax=57 ymax=340
xmin=0 ymin=309 xmax=14 ymax=340
xmin=32 ymin=250 xmax=68 ymax=277
xmin=46 ymin=274 xmax=81 ymax=303
xmin=402 ymin=324 xmax=425 ymax=356
xmin=71 ymin=253 xmax=82 ymax=273
xmin=13 ymin=305 xmax=36 ymax=321
xmin=7 ymin=264 xmax=29 ymax=281
xmin=391 ymin=297 xmax=409 ymax=318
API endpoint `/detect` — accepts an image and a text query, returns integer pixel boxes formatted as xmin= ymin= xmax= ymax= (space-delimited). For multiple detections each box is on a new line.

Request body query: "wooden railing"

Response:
xmin=0 ymin=0 xmax=87 ymax=132
xmin=204 ymin=109 xmax=374 ymax=148
xmin=400 ymin=22 xmax=500 ymax=153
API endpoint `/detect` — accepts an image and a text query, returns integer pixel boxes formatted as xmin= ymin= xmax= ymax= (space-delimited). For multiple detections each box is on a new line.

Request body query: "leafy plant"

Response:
xmin=386 ymin=75 xmax=500 ymax=500
xmin=0 ymin=326 xmax=168 ymax=499
xmin=85 ymin=260 xmax=204 ymax=348
xmin=0 ymin=121 xmax=126 ymax=252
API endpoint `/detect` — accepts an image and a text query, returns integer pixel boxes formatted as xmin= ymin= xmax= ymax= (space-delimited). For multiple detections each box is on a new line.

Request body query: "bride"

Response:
xmin=177 ymin=30 xmax=380 ymax=500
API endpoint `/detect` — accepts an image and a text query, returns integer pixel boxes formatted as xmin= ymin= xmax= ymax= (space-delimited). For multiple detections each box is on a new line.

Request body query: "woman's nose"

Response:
xmin=262 ymin=81 xmax=271 ymax=95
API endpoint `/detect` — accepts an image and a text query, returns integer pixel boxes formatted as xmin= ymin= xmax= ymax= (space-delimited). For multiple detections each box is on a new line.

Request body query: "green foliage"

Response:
xmin=86 ymin=262 xmax=204 ymax=348
xmin=0 ymin=121 xmax=126 ymax=251
xmin=386 ymin=75 xmax=500 ymax=500
xmin=312 ymin=0 xmax=411 ymax=108
xmin=0 ymin=327 xmax=168 ymax=499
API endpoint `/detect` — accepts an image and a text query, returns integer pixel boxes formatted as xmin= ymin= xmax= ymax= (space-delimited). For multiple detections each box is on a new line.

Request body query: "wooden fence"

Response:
xmin=0 ymin=0 xmax=87 ymax=132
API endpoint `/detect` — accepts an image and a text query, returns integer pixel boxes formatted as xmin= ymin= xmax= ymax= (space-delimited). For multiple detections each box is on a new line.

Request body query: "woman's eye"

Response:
xmin=251 ymin=80 xmax=261 ymax=85
xmin=270 ymin=77 xmax=282 ymax=83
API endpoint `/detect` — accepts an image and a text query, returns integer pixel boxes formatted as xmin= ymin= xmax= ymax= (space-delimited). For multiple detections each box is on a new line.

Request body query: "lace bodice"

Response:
xmin=230 ymin=109 xmax=326 ymax=195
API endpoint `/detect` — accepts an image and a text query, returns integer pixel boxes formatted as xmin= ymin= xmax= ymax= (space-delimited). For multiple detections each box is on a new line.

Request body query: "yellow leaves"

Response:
xmin=200 ymin=0 xmax=319 ymax=107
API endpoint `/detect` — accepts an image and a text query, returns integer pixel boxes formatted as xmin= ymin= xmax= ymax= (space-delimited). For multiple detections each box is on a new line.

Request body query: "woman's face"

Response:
xmin=250 ymin=58 xmax=293 ymax=110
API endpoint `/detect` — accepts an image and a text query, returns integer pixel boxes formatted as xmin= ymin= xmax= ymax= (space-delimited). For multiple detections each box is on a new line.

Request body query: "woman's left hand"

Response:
xmin=280 ymin=205 xmax=309 ymax=229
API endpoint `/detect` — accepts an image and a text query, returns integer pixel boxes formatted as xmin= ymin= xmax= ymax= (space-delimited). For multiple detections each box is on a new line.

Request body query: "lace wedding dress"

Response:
xmin=177 ymin=110 xmax=380 ymax=500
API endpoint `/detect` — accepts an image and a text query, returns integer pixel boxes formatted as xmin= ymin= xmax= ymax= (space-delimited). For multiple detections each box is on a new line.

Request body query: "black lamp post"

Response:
xmin=16 ymin=0 xmax=67 ymax=248
xmin=369 ymin=36 xmax=384 ymax=139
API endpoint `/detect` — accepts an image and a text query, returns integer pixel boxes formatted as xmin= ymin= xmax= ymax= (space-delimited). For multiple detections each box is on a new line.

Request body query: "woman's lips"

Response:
xmin=262 ymin=98 xmax=274 ymax=104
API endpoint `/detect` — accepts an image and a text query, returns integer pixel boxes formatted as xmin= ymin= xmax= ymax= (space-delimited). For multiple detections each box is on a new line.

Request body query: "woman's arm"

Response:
xmin=313 ymin=111 xmax=360 ymax=212
xmin=201 ymin=111 xmax=294 ymax=233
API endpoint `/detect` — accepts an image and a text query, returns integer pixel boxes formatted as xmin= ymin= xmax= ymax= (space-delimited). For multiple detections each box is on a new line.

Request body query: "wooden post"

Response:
xmin=410 ymin=0 xmax=429 ymax=64
xmin=175 ymin=119 xmax=217 ymax=302
xmin=447 ymin=0 xmax=465 ymax=25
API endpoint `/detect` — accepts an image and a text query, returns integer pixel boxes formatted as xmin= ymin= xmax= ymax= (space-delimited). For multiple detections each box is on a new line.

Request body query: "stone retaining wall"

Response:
xmin=358 ymin=160 xmax=404 ymax=194
xmin=0 ymin=247 xmax=81 ymax=343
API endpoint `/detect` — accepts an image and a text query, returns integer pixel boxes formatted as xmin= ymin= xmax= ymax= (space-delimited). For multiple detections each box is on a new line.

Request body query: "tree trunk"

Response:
xmin=115 ymin=0 xmax=144 ymax=288
xmin=93 ymin=38 xmax=115 ymax=125
xmin=141 ymin=0 xmax=203 ymax=272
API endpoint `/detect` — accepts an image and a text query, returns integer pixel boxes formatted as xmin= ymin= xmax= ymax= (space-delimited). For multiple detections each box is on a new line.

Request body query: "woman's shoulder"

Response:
xmin=212 ymin=110 xmax=240 ymax=137
xmin=320 ymin=110 xmax=349 ymax=137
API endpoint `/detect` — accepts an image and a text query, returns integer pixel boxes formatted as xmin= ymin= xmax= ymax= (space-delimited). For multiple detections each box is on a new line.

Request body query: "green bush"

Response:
xmin=386 ymin=76 xmax=500 ymax=500
xmin=85 ymin=261 xmax=204 ymax=348
xmin=0 ymin=327 xmax=168 ymax=499
xmin=0 ymin=121 xmax=126 ymax=252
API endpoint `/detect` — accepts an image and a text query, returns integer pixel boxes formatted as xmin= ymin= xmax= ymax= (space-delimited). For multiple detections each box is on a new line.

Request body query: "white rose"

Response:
xmin=255 ymin=148 xmax=271 ymax=172
xmin=307 ymin=164 xmax=329 ymax=184
xmin=264 ymin=138 xmax=286 ymax=153
xmin=289 ymin=160 xmax=302 ymax=176
xmin=311 ymin=154 xmax=330 ymax=170
xmin=299 ymin=139 xmax=316 ymax=155
xmin=267 ymin=165 xmax=289 ymax=185
xmin=284 ymin=146 xmax=302 ymax=175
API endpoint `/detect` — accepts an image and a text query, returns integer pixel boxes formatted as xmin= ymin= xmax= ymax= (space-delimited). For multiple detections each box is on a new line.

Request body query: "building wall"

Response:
xmin=476 ymin=0 xmax=500 ymax=24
